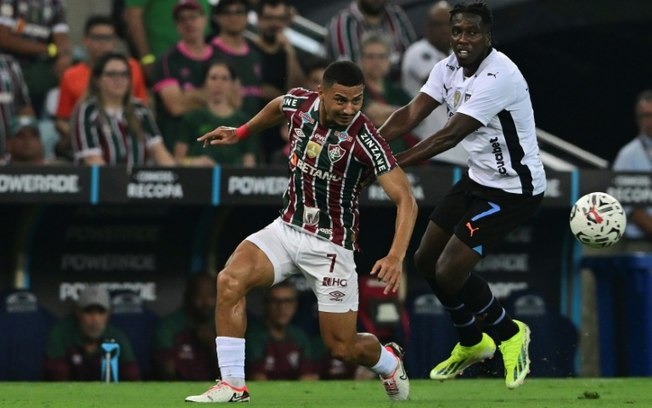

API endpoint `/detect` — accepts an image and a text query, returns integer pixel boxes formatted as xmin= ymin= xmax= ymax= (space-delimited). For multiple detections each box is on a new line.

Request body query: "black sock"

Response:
xmin=425 ymin=277 xmax=482 ymax=346
xmin=457 ymin=274 xmax=518 ymax=341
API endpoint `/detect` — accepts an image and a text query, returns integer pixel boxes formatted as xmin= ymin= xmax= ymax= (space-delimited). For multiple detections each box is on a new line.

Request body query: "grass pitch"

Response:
xmin=1 ymin=379 xmax=651 ymax=407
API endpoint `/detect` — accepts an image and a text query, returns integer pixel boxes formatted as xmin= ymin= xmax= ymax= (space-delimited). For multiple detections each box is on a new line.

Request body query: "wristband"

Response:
xmin=47 ymin=43 xmax=58 ymax=58
xmin=140 ymin=54 xmax=156 ymax=65
xmin=235 ymin=125 xmax=250 ymax=140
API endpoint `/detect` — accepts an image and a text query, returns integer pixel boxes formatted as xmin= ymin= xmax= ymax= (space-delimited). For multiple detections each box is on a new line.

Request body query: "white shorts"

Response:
xmin=246 ymin=218 xmax=358 ymax=313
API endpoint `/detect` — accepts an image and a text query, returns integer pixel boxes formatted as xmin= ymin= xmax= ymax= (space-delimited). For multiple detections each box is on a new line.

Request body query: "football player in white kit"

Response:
xmin=379 ymin=1 xmax=546 ymax=389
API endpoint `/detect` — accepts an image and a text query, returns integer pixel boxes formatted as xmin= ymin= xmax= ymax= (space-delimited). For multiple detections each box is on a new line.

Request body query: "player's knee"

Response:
xmin=216 ymin=269 xmax=246 ymax=300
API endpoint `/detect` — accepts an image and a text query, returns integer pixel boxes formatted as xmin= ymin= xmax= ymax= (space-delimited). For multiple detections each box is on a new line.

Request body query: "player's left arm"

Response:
xmin=395 ymin=112 xmax=482 ymax=168
xmin=371 ymin=167 xmax=418 ymax=294
xmin=197 ymin=96 xmax=285 ymax=146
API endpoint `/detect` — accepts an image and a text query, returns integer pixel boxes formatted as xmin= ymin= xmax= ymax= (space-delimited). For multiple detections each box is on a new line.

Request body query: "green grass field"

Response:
xmin=1 ymin=379 xmax=651 ymax=407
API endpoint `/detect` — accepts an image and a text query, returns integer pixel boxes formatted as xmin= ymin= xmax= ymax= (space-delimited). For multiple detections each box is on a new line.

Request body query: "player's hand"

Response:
xmin=197 ymin=126 xmax=238 ymax=147
xmin=370 ymin=254 xmax=403 ymax=294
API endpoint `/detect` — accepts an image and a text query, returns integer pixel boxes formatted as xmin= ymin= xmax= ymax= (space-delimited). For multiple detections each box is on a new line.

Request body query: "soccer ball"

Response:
xmin=569 ymin=192 xmax=627 ymax=248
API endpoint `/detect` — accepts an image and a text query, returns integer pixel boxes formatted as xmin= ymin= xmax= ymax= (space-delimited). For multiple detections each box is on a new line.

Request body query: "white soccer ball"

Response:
xmin=569 ymin=192 xmax=627 ymax=248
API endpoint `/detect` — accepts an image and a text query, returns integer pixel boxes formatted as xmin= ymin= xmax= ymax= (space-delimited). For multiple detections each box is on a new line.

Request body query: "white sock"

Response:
xmin=216 ymin=336 xmax=246 ymax=387
xmin=370 ymin=344 xmax=399 ymax=377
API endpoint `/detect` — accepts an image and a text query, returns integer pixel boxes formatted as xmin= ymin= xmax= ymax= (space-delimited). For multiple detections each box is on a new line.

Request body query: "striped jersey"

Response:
xmin=280 ymin=87 xmax=397 ymax=250
xmin=0 ymin=53 xmax=31 ymax=156
xmin=71 ymin=97 xmax=164 ymax=166
xmin=325 ymin=1 xmax=416 ymax=67
xmin=421 ymin=49 xmax=546 ymax=195
xmin=0 ymin=0 xmax=68 ymax=49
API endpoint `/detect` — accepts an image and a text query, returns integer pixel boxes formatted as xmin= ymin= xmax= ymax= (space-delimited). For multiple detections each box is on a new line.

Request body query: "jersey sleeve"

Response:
xmin=354 ymin=117 xmax=398 ymax=177
xmin=419 ymin=59 xmax=447 ymax=103
xmin=71 ymin=101 xmax=103 ymax=159
xmin=281 ymin=87 xmax=313 ymax=117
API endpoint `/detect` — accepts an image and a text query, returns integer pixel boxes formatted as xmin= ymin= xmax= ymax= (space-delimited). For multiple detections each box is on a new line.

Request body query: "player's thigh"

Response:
xmin=453 ymin=191 xmax=544 ymax=256
xmin=231 ymin=219 xmax=300 ymax=290
xmin=414 ymin=221 xmax=453 ymax=276
xmin=297 ymin=236 xmax=359 ymax=313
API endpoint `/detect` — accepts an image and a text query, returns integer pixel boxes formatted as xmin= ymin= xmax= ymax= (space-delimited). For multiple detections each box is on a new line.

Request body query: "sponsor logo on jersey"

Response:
xmin=464 ymin=93 xmax=471 ymax=102
xmin=306 ymin=141 xmax=322 ymax=158
xmin=292 ymin=157 xmax=342 ymax=182
xmin=327 ymin=144 xmax=345 ymax=162
xmin=318 ymin=227 xmax=332 ymax=236
xmin=328 ymin=291 xmax=345 ymax=301
xmin=322 ymin=277 xmax=348 ymax=287
xmin=334 ymin=130 xmax=352 ymax=143
xmin=303 ymin=206 xmax=320 ymax=226
xmin=489 ymin=137 xmax=508 ymax=175
xmin=487 ymin=71 xmax=499 ymax=78
xmin=293 ymin=128 xmax=305 ymax=139
xmin=300 ymin=111 xmax=314 ymax=125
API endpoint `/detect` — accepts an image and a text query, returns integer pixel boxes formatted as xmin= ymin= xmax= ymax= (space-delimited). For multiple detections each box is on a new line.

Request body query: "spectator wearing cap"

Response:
xmin=4 ymin=116 xmax=46 ymax=165
xmin=152 ymin=0 xmax=214 ymax=151
xmin=123 ymin=0 xmax=212 ymax=81
xmin=44 ymin=284 xmax=140 ymax=381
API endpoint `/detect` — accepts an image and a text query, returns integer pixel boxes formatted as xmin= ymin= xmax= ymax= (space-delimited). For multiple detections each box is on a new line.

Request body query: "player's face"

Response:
xmin=319 ymin=83 xmax=364 ymax=127
xmin=450 ymin=13 xmax=491 ymax=72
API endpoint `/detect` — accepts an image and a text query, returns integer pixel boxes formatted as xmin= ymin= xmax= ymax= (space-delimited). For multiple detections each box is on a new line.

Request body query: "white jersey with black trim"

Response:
xmin=420 ymin=49 xmax=546 ymax=195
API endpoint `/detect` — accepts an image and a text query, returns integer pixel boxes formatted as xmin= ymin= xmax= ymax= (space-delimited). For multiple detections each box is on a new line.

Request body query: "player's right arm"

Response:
xmin=378 ymin=92 xmax=440 ymax=142
xmin=370 ymin=167 xmax=418 ymax=294
xmin=197 ymin=96 xmax=285 ymax=146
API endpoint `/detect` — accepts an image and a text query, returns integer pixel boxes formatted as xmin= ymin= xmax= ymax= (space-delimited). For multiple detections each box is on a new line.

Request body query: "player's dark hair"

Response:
xmin=84 ymin=15 xmax=115 ymax=36
xmin=322 ymin=60 xmax=364 ymax=88
xmin=450 ymin=2 xmax=493 ymax=30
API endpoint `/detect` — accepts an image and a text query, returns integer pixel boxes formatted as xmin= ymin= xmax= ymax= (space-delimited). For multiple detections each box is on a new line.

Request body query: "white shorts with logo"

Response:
xmin=246 ymin=218 xmax=358 ymax=313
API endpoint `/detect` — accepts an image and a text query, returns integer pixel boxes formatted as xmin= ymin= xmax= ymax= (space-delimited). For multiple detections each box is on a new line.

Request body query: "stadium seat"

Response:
xmin=109 ymin=291 xmax=159 ymax=379
xmin=0 ymin=290 xmax=55 ymax=380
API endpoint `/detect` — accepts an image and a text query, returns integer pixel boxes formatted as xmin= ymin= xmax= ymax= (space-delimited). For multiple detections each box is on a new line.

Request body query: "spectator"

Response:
xmin=44 ymin=284 xmax=140 ymax=381
xmin=210 ymin=0 xmax=263 ymax=119
xmin=612 ymin=89 xmax=652 ymax=251
xmin=4 ymin=116 xmax=46 ymax=164
xmin=152 ymin=0 xmax=214 ymax=151
xmin=246 ymin=282 xmax=319 ymax=380
xmin=123 ymin=0 xmax=212 ymax=80
xmin=152 ymin=273 xmax=220 ymax=381
xmin=175 ymin=60 xmax=255 ymax=167
xmin=70 ymin=52 xmax=175 ymax=166
xmin=0 ymin=0 xmax=72 ymax=116
xmin=252 ymin=0 xmax=305 ymax=163
xmin=0 ymin=53 xmax=35 ymax=164
xmin=359 ymin=33 xmax=414 ymax=154
xmin=401 ymin=1 xmax=452 ymax=143
xmin=304 ymin=58 xmax=329 ymax=93
xmin=55 ymin=15 xmax=148 ymax=158
xmin=210 ymin=0 xmax=264 ymax=161
xmin=325 ymin=0 xmax=416 ymax=78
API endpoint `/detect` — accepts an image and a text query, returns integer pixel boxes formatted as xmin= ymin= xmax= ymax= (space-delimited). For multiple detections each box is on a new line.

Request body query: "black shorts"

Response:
xmin=430 ymin=173 xmax=543 ymax=256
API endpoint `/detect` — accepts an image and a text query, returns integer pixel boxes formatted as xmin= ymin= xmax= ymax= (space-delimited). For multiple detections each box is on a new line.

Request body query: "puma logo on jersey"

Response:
xmin=466 ymin=222 xmax=480 ymax=237
xmin=487 ymin=72 xmax=498 ymax=78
